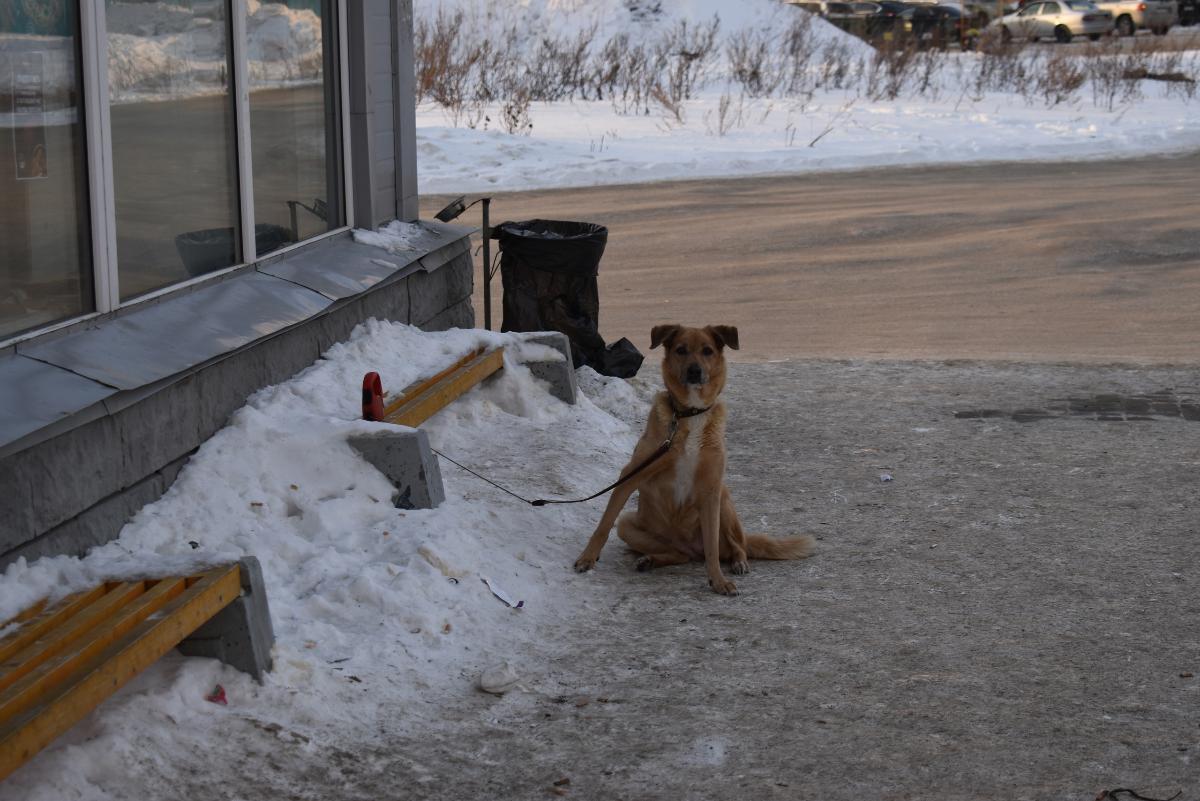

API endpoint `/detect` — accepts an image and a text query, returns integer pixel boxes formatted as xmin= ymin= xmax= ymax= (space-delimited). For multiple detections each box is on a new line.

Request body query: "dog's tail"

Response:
xmin=744 ymin=533 xmax=815 ymax=560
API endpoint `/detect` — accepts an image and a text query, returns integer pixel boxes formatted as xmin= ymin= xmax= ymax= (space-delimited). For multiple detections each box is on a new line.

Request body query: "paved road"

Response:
xmin=424 ymin=151 xmax=1200 ymax=365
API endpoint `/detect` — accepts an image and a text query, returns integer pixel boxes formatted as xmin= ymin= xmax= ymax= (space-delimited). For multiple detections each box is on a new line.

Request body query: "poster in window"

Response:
xmin=12 ymin=51 xmax=47 ymax=180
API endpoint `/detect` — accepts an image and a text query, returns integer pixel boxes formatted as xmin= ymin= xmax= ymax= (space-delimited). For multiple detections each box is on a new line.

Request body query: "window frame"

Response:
xmin=2 ymin=0 xmax=354 ymax=347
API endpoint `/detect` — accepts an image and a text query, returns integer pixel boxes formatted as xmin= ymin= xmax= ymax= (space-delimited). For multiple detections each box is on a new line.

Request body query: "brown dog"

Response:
xmin=573 ymin=324 xmax=814 ymax=595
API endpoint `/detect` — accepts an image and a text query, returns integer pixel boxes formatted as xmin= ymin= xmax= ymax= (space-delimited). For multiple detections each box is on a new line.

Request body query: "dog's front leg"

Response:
xmin=573 ymin=482 xmax=639 ymax=573
xmin=702 ymin=494 xmax=737 ymax=596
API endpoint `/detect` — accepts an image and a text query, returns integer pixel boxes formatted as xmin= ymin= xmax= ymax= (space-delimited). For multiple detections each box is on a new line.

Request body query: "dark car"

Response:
xmin=901 ymin=3 xmax=972 ymax=47
xmin=1180 ymin=0 xmax=1198 ymax=24
xmin=864 ymin=0 xmax=912 ymax=36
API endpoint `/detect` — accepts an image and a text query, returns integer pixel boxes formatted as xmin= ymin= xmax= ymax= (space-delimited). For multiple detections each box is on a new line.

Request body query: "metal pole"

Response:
xmin=482 ymin=198 xmax=492 ymax=330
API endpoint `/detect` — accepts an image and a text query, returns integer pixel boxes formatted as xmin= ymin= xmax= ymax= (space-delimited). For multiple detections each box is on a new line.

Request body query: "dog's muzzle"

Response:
xmin=685 ymin=363 xmax=705 ymax=385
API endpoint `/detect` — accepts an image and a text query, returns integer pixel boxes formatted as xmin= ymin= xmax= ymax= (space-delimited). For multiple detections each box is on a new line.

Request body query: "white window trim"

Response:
xmin=3 ymin=0 xmax=353 ymax=349
xmin=79 ymin=0 xmax=118 ymax=313
xmin=231 ymin=0 xmax=257 ymax=266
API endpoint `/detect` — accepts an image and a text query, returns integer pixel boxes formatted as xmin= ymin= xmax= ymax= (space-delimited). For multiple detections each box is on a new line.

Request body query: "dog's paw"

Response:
xmin=709 ymin=576 xmax=739 ymax=596
xmin=635 ymin=555 xmax=654 ymax=572
xmin=730 ymin=558 xmax=750 ymax=575
xmin=573 ymin=555 xmax=598 ymax=573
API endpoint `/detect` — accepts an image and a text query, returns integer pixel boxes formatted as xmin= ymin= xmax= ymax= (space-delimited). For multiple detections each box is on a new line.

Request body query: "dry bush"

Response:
xmin=501 ymin=90 xmax=534 ymax=135
xmin=654 ymin=16 xmax=721 ymax=106
xmin=414 ymin=5 xmax=1198 ymax=129
xmin=864 ymin=38 xmax=918 ymax=100
xmin=727 ymin=28 xmax=779 ymax=97
xmin=1035 ymin=50 xmax=1086 ymax=106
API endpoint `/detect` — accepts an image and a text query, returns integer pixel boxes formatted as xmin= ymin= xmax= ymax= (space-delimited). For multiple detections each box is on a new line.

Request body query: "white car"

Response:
xmin=1093 ymin=0 xmax=1178 ymax=35
xmin=991 ymin=0 xmax=1114 ymax=41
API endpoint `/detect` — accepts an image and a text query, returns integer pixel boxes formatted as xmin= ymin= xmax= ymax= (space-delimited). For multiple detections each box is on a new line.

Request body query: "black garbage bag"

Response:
xmin=492 ymin=219 xmax=643 ymax=378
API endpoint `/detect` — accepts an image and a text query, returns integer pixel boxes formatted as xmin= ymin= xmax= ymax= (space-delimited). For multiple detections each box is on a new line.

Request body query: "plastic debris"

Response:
xmin=477 ymin=662 xmax=521 ymax=695
xmin=205 ymin=685 xmax=227 ymax=705
xmin=880 ymin=473 xmax=894 ymax=482
xmin=481 ymin=576 xmax=525 ymax=608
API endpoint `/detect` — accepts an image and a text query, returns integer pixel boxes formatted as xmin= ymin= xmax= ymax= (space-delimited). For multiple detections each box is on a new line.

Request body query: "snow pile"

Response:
xmin=352 ymin=220 xmax=429 ymax=254
xmin=416 ymin=0 xmax=870 ymax=58
xmin=0 ymin=321 xmax=647 ymax=799
xmin=411 ymin=0 xmax=1200 ymax=193
xmin=106 ymin=0 xmax=324 ymax=104
xmin=415 ymin=82 xmax=1200 ymax=193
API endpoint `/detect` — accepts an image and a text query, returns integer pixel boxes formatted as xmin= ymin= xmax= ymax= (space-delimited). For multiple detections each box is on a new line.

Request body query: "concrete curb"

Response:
xmin=177 ymin=556 xmax=275 ymax=681
xmin=348 ymin=428 xmax=445 ymax=510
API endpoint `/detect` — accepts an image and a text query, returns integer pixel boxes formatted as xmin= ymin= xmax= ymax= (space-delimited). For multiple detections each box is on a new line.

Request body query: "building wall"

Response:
xmin=0 ymin=244 xmax=474 ymax=567
xmin=0 ymin=0 xmax=473 ymax=566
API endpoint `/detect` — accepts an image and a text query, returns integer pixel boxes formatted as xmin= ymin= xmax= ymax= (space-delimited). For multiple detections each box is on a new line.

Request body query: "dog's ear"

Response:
xmin=706 ymin=325 xmax=739 ymax=351
xmin=650 ymin=324 xmax=683 ymax=350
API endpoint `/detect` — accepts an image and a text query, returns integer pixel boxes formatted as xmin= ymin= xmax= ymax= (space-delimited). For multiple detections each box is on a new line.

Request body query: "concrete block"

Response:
xmin=409 ymin=250 xmax=473 ymax=327
xmin=1 ymin=454 xmax=189 ymax=568
xmin=519 ymin=331 xmax=578 ymax=406
xmin=348 ymin=428 xmax=444 ymax=509
xmin=421 ymin=299 xmax=475 ymax=332
xmin=178 ymin=556 xmax=275 ymax=681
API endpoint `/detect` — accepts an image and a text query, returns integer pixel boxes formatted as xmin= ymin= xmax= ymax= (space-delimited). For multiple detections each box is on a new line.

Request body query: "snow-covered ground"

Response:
xmin=0 ymin=320 xmax=651 ymax=799
xmin=413 ymin=0 xmax=1200 ymax=193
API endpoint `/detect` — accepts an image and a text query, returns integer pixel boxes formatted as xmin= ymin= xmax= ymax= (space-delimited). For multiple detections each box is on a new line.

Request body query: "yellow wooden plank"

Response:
xmin=0 ymin=583 xmax=148 ymax=696
xmin=0 ymin=565 xmax=241 ymax=781
xmin=0 ymin=587 xmax=108 ymax=665
xmin=380 ymin=348 xmax=484 ymax=419
xmin=384 ymin=348 xmax=505 ymax=428
xmin=0 ymin=579 xmax=180 ymax=726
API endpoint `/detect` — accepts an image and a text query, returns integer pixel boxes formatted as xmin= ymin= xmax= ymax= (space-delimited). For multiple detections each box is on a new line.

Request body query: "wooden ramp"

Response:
xmin=0 ymin=564 xmax=243 ymax=780
xmin=363 ymin=347 xmax=506 ymax=426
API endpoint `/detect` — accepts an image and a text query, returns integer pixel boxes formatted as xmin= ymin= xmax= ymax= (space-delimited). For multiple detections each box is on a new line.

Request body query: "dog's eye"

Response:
xmin=674 ymin=345 xmax=687 ymax=355
xmin=702 ymin=346 xmax=714 ymax=356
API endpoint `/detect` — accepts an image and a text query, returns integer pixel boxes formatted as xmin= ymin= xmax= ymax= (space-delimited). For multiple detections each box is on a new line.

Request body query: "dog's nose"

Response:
xmin=685 ymin=364 xmax=703 ymax=384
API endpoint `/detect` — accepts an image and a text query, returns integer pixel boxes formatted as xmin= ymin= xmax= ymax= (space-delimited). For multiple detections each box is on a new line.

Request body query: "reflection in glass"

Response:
xmin=248 ymin=0 xmax=342 ymax=257
xmin=107 ymin=0 xmax=241 ymax=300
xmin=0 ymin=0 xmax=93 ymax=339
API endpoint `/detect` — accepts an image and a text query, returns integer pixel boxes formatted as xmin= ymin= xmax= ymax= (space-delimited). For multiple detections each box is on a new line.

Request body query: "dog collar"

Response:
xmin=671 ymin=402 xmax=712 ymax=420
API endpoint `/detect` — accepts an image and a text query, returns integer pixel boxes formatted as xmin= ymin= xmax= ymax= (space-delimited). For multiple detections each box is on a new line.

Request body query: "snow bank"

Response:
xmin=415 ymin=0 xmax=870 ymax=56
xmin=0 ymin=321 xmax=648 ymax=799
xmin=415 ymin=82 xmax=1200 ymax=194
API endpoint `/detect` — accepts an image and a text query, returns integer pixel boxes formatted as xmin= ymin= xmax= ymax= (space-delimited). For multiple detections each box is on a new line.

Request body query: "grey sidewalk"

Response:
xmin=386 ymin=359 xmax=1198 ymax=801
xmin=171 ymin=359 xmax=1200 ymax=800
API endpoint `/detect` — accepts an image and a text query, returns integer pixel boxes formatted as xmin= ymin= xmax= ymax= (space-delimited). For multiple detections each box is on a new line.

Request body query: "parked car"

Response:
xmin=990 ymin=0 xmax=1114 ymax=41
xmin=1092 ymin=0 xmax=1178 ymax=34
xmin=1180 ymin=0 xmax=1199 ymax=24
xmin=901 ymin=3 xmax=977 ymax=47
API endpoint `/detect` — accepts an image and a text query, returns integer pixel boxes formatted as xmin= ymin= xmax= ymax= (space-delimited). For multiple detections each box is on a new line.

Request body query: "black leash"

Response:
xmin=1097 ymin=790 xmax=1182 ymax=801
xmin=433 ymin=403 xmax=710 ymax=507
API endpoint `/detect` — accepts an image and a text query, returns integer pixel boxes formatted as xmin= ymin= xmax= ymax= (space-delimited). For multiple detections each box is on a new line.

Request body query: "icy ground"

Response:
xmin=414 ymin=0 xmax=1200 ymax=193
xmin=0 ymin=321 xmax=651 ymax=800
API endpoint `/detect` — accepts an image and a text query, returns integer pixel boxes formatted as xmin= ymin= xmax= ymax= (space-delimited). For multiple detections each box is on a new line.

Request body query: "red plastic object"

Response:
xmin=362 ymin=372 xmax=384 ymax=421
xmin=205 ymin=685 xmax=227 ymax=705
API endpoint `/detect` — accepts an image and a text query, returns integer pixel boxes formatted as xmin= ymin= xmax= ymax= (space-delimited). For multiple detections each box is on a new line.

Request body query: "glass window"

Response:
xmin=107 ymin=0 xmax=241 ymax=300
xmin=0 ymin=0 xmax=93 ymax=340
xmin=247 ymin=0 xmax=343 ymax=259
xmin=1042 ymin=2 xmax=1061 ymax=12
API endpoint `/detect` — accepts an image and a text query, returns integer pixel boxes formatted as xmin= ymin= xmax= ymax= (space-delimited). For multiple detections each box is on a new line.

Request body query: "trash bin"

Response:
xmin=492 ymin=219 xmax=643 ymax=378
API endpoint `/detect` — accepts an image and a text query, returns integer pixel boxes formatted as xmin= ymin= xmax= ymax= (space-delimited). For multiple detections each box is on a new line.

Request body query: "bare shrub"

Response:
xmin=1035 ymin=50 xmax=1086 ymax=106
xmin=864 ymin=39 xmax=917 ymax=100
xmin=704 ymin=91 xmax=745 ymax=136
xmin=501 ymin=90 xmax=534 ymax=135
xmin=814 ymin=41 xmax=857 ymax=90
xmin=654 ymin=16 xmax=721 ymax=106
xmin=727 ymin=28 xmax=778 ymax=97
